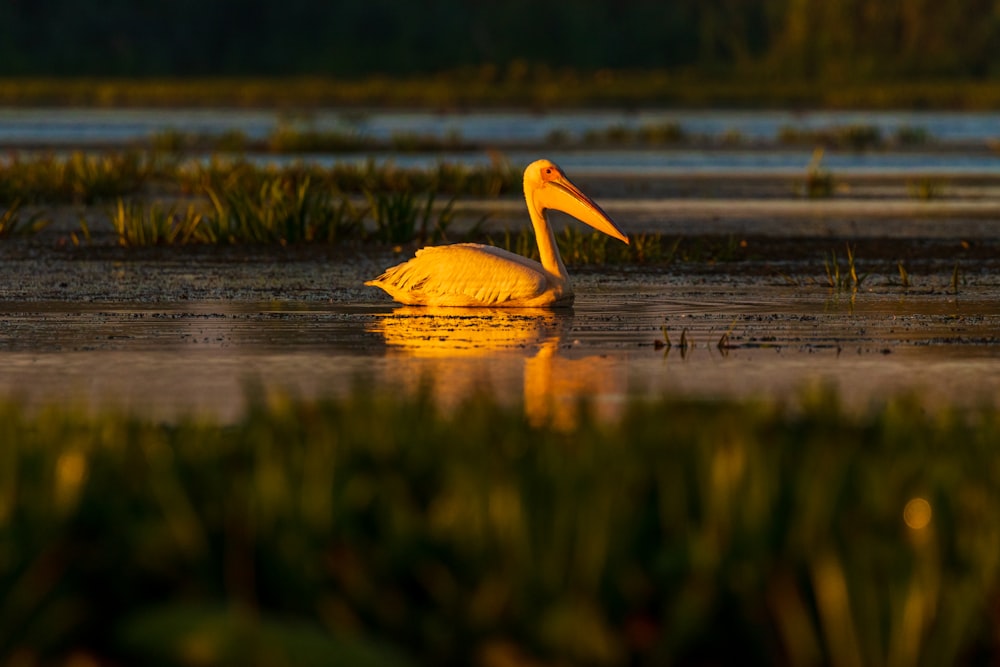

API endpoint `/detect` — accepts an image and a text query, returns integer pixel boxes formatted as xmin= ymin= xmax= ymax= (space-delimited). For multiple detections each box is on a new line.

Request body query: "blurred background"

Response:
xmin=2 ymin=0 xmax=998 ymax=88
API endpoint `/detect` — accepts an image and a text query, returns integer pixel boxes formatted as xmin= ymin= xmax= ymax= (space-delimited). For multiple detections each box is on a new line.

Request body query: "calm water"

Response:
xmin=4 ymin=107 xmax=1000 ymax=143
xmin=2 ymin=285 xmax=998 ymax=421
xmin=4 ymin=108 xmax=1000 ymax=174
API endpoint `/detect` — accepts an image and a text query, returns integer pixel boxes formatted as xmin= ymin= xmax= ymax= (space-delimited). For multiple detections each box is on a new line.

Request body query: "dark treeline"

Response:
xmin=1 ymin=0 xmax=998 ymax=80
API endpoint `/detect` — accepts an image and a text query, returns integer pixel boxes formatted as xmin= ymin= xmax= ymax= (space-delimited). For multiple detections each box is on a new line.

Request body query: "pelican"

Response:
xmin=365 ymin=159 xmax=629 ymax=307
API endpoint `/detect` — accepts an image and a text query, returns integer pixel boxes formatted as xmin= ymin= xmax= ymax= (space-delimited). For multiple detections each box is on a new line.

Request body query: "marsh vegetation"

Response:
xmin=4 ymin=388 xmax=1000 ymax=666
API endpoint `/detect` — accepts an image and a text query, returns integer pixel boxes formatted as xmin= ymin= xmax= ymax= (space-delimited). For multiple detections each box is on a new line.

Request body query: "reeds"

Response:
xmin=3 ymin=388 xmax=1000 ymax=665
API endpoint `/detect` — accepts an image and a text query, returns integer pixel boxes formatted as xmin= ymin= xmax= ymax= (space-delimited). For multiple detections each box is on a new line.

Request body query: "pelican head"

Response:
xmin=524 ymin=159 xmax=629 ymax=245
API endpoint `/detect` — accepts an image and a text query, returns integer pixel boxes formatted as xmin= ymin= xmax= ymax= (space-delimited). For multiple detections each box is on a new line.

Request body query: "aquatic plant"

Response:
xmin=151 ymin=128 xmax=250 ymax=153
xmin=488 ymin=226 xmax=667 ymax=266
xmin=0 ymin=151 xmax=152 ymax=204
xmin=0 ymin=200 xmax=49 ymax=238
xmin=365 ymin=189 xmax=458 ymax=245
xmin=4 ymin=388 xmax=1000 ymax=665
xmin=557 ymin=225 xmax=610 ymax=264
xmin=898 ymin=261 xmax=911 ymax=288
xmin=581 ymin=121 xmax=685 ymax=146
xmin=108 ymin=198 xmax=205 ymax=246
xmin=805 ymin=147 xmax=834 ymax=198
xmin=951 ymin=262 xmax=963 ymax=294
xmin=824 ymin=243 xmax=867 ymax=291
xmin=1 ymin=151 xmax=523 ymax=207
xmin=907 ymin=177 xmax=946 ymax=200
xmin=894 ymin=125 xmax=931 ymax=146
xmin=206 ymin=176 xmax=364 ymax=244
xmin=628 ymin=232 xmax=669 ymax=263
xmin=778 ymin=123 xmax=883 ymax=150
xmin=8 ymin=75 xmax=1000 ymax=110
xmin=267 ymin=123 xmax=369 ymax=153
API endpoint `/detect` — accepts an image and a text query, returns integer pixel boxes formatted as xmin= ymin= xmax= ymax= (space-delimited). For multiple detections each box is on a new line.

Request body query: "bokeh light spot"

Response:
xmin=903 ymin=497 xmax=932 ymax=530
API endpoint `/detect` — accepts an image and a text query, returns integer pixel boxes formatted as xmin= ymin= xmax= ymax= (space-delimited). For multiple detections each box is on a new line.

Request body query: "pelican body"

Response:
xmin=365 ymin=159 xmax=629 ymax=307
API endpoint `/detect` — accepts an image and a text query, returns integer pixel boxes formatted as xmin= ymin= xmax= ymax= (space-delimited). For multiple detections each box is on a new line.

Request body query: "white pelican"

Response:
xmin=365 ymin=159 xmax=629 ymax=307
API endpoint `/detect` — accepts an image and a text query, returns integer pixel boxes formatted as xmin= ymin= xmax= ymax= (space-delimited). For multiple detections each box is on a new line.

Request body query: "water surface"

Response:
xmin=5 ymin=108 xmax=1000 ymax=175
xmin=3 ymin=285 xmax=997 ymax=422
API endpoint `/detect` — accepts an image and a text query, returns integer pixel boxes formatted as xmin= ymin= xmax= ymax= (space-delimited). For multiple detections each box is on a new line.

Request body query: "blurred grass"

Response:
xmin=0 ymin=152 xmax=159 ymax=205
xmin=2 ymin=387 xmax=1000 ymax=665
xmin=7 ymin=75 xmax=1000 ymax=109
xmin=0 ymin=200 xmax=49 ymax=238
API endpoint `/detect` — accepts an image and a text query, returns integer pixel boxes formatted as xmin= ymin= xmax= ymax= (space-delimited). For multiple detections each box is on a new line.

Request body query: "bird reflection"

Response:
xmin=368 ymin=307 xmax=624 ymax=427
xmin=373 ymin=306 xmax=567 ymax=357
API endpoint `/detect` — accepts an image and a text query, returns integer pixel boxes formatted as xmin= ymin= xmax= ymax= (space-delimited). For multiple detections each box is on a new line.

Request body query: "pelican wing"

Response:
xmin=366 ymin=243 xmax=555 ymax=306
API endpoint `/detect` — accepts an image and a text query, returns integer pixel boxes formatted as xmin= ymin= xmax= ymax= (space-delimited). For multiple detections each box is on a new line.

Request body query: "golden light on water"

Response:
xmin=369 ymin=307 xmax=624 ymax=428
xmin=903 ymin=497 xmax=932 ymax=530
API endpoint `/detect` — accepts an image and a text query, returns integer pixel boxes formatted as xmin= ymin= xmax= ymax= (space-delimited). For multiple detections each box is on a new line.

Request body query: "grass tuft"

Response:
xmin=365 ymin=189 xmax=456 ymax=245
xmin=108 ymin=198 xmax=204 ymax=246
xmin=824 ymin=243 xmax=866 ymax=291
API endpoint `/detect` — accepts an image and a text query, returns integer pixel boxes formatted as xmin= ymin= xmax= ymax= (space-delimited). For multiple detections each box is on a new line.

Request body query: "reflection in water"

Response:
xmin=373 ymin=307 xmax=566 ymax=356
xmin=368 ymin=307 xmax=625 ymax=427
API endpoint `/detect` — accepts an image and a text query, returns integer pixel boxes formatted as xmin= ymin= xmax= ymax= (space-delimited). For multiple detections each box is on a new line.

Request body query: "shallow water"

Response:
xmin=255 ymin=148 xmax=1000 ymax=177
xmin=4 ymin=108 xmax=1000 ymax=144
xmin=2 ymin=285 xmax=997 ymax=421
xmin=2 ymin=105 xmax=999 ymax=419
xmin=5 ymin=108 xmax=1000 ymax=175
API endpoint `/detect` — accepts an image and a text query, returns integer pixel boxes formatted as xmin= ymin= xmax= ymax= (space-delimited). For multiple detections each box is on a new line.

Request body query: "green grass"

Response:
xmin=204 ymin=176 xmax=364 ymax=245
xmin=3 ymin=387 xmax=1000 ymax=665
xmin=366 ymin=190 xmax=457 ymax=245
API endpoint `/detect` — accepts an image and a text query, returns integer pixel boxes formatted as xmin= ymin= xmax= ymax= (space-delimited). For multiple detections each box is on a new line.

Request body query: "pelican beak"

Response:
xmin=540 ymin=174 xmax=630 ymax=245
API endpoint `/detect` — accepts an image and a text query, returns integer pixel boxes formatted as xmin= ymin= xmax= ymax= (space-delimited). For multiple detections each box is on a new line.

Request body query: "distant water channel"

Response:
xmin=4 ymin=108 xmax=1000 ymax=175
